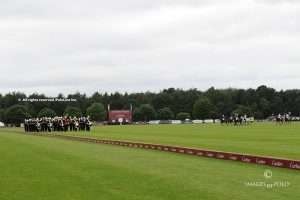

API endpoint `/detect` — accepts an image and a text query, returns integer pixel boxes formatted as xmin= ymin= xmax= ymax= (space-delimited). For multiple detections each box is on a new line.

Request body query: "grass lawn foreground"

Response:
xmin=0 ymin=125 xmax=300 ymax=200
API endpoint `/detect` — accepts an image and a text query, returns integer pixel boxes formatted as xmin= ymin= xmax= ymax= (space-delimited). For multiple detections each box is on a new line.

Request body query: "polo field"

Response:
xmin=0 ymin=123 xmax=299 ymax=200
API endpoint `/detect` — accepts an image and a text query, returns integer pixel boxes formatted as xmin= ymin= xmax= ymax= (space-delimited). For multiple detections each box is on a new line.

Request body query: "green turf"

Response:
xmin=58 ymin=123 xmax=300 ymax=160
xmin=0 ymin=130 xmax=299 ymax=200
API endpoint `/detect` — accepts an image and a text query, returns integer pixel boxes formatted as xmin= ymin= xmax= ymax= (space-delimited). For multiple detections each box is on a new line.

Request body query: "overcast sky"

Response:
xmin=0 ymin=0 xmax=299 ymax=95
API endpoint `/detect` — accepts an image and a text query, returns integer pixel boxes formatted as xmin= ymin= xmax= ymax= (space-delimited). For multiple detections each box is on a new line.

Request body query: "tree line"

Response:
xmin=1 ymin=85 xmax=300 ymax=124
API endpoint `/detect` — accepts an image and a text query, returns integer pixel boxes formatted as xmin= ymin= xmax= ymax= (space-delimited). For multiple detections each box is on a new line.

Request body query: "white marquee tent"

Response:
xmin=0 ymin=122 xmax=5 ymax=127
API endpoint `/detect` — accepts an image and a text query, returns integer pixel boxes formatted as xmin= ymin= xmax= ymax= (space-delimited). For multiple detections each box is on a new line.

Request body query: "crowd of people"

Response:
xmin=220 ymin=114 xmax=253 ymax=125
xmin=24 ymin=116 xmax=92 ymax=132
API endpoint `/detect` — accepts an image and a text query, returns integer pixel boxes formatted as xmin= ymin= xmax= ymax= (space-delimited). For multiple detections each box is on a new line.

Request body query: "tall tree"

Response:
xmin=157 ymin=107 xmax=174 ymax=120
xmin=176 ymin=112 xmax=191 ymax=121
xmin=38 ymin=108 xmax=56 ymax=118
xmin=232 ymin=105 xmax=252 ymax=116
xmin=1 ymin=85 xmax=300 ymax=123
xmin=139 ymin=104 xmax=156 ymax=121
xmin=133 ymin=108 xmax=143 ymax=121
xmin=4 ymin=105 xmax=31 ymax=125
xmin=193 ymin=97 xmax=216 ymax=119
xmin=64 ymin=106 xmax=82 ymax=117
xmin=0 ymin=108 xmax=4 ymax=121
xmin=86 ymin=103 xmax=106 ymax=121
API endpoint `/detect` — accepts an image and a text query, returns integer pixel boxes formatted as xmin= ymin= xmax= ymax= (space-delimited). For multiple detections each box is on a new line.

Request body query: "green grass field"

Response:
xmin=0 ymin=124 xmax=299 ymax=200
xmin=60 ymin=123 xmax=300 ymax=160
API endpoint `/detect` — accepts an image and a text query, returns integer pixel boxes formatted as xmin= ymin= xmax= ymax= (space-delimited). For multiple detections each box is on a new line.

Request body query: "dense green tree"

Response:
xmin=64 ymin=106 xmax=82 ymax=117
xmin=86 ymin=103 xmax=106 ymax=121
xmin=270 ymin=96 xmax=284 ymax=114
xmin=232 ymin=105 xmax=252 ymax=116
xmin=4 ymin=105 xmax=31 ymax=125
xmin=133 ymin=108 xmax=143 ymax=121
xmin=67 ymin=93 xmax=88 ymax=115
xmin=259 ymin=98 xmax=271 ymax=118
xmin=256 ymin=85 xmax=276 ymax=101
xmin=283 ymin=90 xmax=300 ymax=114
xmin=254 ymin=111 xmax=264 ymax=119
xmin=176 ymin=112 xmax=191 ymax=121
xmin=110 ymin=92 xmax=126 ymax=109
xmin=152 ymin=93 xmax=174 ymax=110
xmin=157 ymin=107 xmax=174 ymax=120
xmin=139 ymin=104 xmax=156 ymax=121
xmin=38 ymin=108 xmax=56 ymax=118
xmin=1 ymin=85 xmax=300 ymax=123
xmin=193 ymin=97 xmax=216 ymax=119
xmin=293 ymin=97 xmax=300 ymax=116
xmin=2 ymin=92 xmax=26 ymax=108
xmin=0 ymin=108 xmax=4 ymax=121
xmin=26 ymin=93 xmax=48 ymax=117
xmin=50 ymin=93 xmax=67 ymax=116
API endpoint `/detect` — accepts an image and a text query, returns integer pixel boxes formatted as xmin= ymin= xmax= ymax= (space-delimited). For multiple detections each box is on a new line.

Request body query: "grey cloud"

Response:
xmin=0 ymin=0 xmax=300 ymax=95
xmin=1 ymin=0 xmax=239 ymax=18
xmin=257 ymin=0 xmax=300 ymax=4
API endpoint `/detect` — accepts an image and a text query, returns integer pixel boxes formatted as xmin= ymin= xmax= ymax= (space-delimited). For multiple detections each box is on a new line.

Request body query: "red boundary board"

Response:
xmin=35 ymin=134 xmax=300 ymax=170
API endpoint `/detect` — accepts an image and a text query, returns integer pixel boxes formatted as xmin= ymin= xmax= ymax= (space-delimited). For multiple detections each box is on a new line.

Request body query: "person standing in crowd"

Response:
xmin=24 ymin=116 xmax=92 ymax=133
xmin=85 ymin=116 xmax=92 ymax=131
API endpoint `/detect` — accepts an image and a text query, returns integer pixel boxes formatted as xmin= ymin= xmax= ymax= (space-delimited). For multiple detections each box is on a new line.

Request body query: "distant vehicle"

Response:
xmin=148 ymin=120 xmax=160 ymax=125
xmin=203 ymin=119 xmax=214 ymax=123
xmin=171 ymin=120 xmax=181 ymax=124
xmin=0 ymin=122 xmax=5 ymax=127
xmin=192 ymin=120 xmax=203 ymax=124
